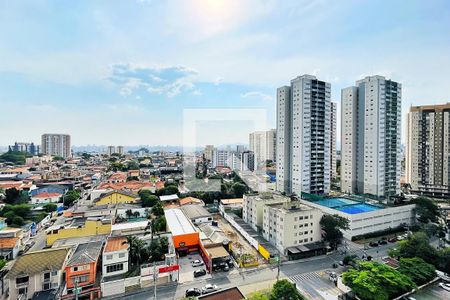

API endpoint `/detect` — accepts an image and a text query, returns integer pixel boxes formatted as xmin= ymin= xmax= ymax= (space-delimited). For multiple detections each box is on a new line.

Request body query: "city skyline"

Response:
xmin=1 ymin=1 xmax=450 ymax=146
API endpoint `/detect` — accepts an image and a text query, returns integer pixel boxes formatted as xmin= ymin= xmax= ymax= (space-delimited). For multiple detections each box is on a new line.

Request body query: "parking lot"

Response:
xmin=177 ymin=252 xmax=212 ymax=283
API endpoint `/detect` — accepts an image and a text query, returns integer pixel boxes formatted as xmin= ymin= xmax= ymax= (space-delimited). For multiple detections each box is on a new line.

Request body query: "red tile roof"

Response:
xmin=33 ymin=192 xmax=62 ymax=198
xmin=104 ymin=236 xmax=129 ymax=253
xmin=0 ymin=237 xmax=19 ymax=249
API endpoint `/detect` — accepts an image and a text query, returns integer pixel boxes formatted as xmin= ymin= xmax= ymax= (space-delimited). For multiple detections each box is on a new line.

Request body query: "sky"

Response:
xmin=1 ymin=0 xmax=450 ymax=147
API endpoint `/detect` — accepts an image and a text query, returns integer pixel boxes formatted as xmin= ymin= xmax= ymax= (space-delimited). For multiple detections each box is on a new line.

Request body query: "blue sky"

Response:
xmin=1 ymin=0 xmax=450 ymax=146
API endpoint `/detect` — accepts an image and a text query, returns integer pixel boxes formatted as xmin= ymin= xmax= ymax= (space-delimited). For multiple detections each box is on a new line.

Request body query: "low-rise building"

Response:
xmin=46 ymin=217 xmax=112 ymax=246
xmin=243 ymin=193 xmax=290 ymax=231
xmin=180 ymin=204 xmax=213 ymax=225
xmin=7 ymin=247 xmax=71 ymax=300
xmin=262 ymin=201 xmax=323 ymax=254
xmin=0 ymin=228 xmax=23 ymax=260
xmin=30 ymin=192 xmax=62 ymax=205
xmin=111 ymin=220 xmax=150 ymax=237
xmin=65 ymin=241 xmax=103 ymax=292
xmin=102 ymin=236 xmax=129 ymax=278
xmin=94 ymin=190 xmax=138 ymax=206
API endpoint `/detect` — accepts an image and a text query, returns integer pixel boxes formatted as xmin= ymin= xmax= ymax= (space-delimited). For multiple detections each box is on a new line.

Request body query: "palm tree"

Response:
xmin=125 ymin=209 xmax=133 ymax=219
xmin=127 ymin=236 xmax=145 ymax=266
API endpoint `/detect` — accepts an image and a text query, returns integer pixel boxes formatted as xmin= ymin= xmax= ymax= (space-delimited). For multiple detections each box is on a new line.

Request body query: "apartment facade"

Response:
xmin=330 ymin=102 xmax=337 ymax=180
xmin=406 ymin=103 xmax=450 ymax=197
xmin=249 ymin=129 xmax=276 ymax=163
xmin=107 ymin=146 xmax=116 ymax=156
xmin=276 ymin=75 xmax=332 ymax=195
xmin=102 ymin=236 xmax=129 ymax=278
xmin=204 ymin=145 xmax=215 ymax=162
xmin=262 ymin=201 xmax=322 ymax=254
xmin=242 ymin=193 xmax=290 ymax=232
xmin=341 ymin=76 xmax=401 ymax=200
xmin=41 ymin=134 xmax=71 ymax=158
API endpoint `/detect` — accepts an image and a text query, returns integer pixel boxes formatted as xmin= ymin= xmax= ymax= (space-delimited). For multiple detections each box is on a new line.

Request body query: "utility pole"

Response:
xmin=276 ymin=250 xmax=281 ymax=281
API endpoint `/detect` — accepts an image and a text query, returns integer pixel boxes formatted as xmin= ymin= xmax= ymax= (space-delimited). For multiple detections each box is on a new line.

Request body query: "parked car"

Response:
xmin=220 ymin=262 xmax=229 ymax=272
xmin=191 ymin=259 xmax=204 ymax=267
xmin=388 ymin=236 xmax=397 ymax=243
xmin=185 ymin=288 xmax=202 ymax=297
xmin=202 ymin=284 xmax=219 ymax=294
xmin=194 ymin=269 xmax=207 ymax=278
xmin=378 ymin=240 xmax=388 ymax=245
xmin=369 ymin=241 xmax=379 ymax=247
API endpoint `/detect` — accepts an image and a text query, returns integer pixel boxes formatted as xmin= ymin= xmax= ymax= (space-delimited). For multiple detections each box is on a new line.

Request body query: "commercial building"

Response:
xmin=102 ymin=236 xmax=129 ymax=278
xmin=262 ymin=201 xmax=323 ymax=254
xmin=41 ymin=134 xmax=71 ymax=158
xmin=301 ymin=197 xmax=415 ymax=239
xmin=330 ymin=102 xmax=337 ymax=180
xmin=341 ymin=76 xmax=402 ymax=200
xmin=406 ymin=103 xmax=450 ymax=197
xmin=180 ymin=204 xmax=213 ymax=225
xmin=249 ymin=129 xmax=276 ymax=163
xmin=276 ymin=75 xmax=332 ymax=195
xmin=7 ymin=247 xmax=72 ymax=300
xmin=164 ymin=208 xmax=200 ymax=255
xmin=242 ymin=193 xmax=290 ymax=232
xmin=65 ymin=241 xmax=103 ymax=291
xmin=46 ymin=217 xmax=112 ymax=246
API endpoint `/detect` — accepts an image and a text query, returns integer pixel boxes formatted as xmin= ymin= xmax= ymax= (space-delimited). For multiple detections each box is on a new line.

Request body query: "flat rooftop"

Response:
xmin=310 ymin=197 xmax=383 ymax=215
xmin=181 ymin=204 xmax=211 ymax=220
xmin=164 ymin=208 xmax=196 ymax=236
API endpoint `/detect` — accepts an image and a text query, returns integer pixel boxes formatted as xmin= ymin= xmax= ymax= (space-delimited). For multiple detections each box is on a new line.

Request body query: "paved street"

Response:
xmin=121 ymin=241 xmax=396 ymax=300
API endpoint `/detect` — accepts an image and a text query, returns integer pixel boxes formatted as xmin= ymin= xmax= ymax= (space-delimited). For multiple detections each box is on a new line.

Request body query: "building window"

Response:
xmin=18 ymin=287 xmax=27 ymax=295
xmin=16 ymin=276 xmax=29 ymax=285
xmin=51 ymin=271 xmax=58 ymax=276
xmin=119 ymin=253 xmax=125 ymax=258
xmin=106 ymin=254 xmax=113 ymax=260
xmin=43 ymin=272 xmax=51 ymax=281
xmin=106 ymin=263 xmax=124 ymax=273
xmin=43 ymin=283 xmax=52 ymax=290
xmin=72 ymin=275 xmax=89 ymax=285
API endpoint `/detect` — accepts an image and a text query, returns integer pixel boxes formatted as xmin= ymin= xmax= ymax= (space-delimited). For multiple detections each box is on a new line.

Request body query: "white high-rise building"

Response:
xmin=204 ymin=145 xmax=215 ymax=162
xmin=330 ymin=102 xmax=337 ymax=180
xmin=117 ymin=146 xmax=124 ymax=155
xmin=276 ymin=75 xmax=331 ymax=195
xmin=406 ymin=103 xmax=450 ymax=197
xmin=212 ymin=150 xmax=231 ymax=168
xmin=41 ymin=134 xmax=71 ymax=158
xmin=341 ymin=75 xmax=401 ymax=199
xmin=249 ymin=129 xmax=276 ymax=164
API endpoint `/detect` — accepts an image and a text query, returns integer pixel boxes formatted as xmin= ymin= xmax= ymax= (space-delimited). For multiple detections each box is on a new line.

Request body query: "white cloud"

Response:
xmin=109 ymin=63 xmax=199 ymax=98
xmin=240 ymin=91 xmax=273 ymax=102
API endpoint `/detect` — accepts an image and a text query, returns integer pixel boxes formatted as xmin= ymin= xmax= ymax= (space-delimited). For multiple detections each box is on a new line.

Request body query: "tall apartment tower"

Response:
xmin=204 ymin=145 xmax=215 ymax=162
xmin=107 ymin=146 xmax=116 ymax=156
xmin=406 ymin=103 xmax=450 ymax=197
xmin=249 ymin=129 xmax=276 ymax=164
xmin=41 ymin=134 xmax=71 ymax=158
xmin=276 ymin=75 xmax=331 ymax=195
xmin=341 ymin=75 xmax=401 ymax=199
xmin=330 ymin=102 xmax=337 ymax=179
xmin=117 ymin=146 xmax=124 ymax=155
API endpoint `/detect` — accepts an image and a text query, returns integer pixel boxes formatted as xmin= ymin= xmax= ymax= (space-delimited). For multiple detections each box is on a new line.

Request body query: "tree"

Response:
xmin=43 ymin=203 xmax=57 ymax=213
xmin=64 ymin=189 xmax=80 ymax=207
xmin=398 ymin=257 xmax=436 ymax=285
xmin=127 ymin=236 xmax=146 ymax=266
xmin=11 ymin=204 xmax=31 ymax=218
xmin=270 ymin=279 xmax=305 ymax=300
xmin=438 ymin=247 xmax=450 ymax=274
xmin=342 ymin=261 xmax=416 ymax=300
xmin=4 ymin=211 xmax=16 ymax=225
xmin=12 ymin=216 xmax=24 ymax=226
xmin=158 ymin=185 xmax=179 ymax=196
xmin=4 ymin=188 xmax=21 ymax=204
xmin=232 ymin=183 xmax=247 ymax=198
xmin=81 ymin=153 xmax=92 ymax=159
xmin=412 ymin=197 xmax=440 ymax=223
xmin=320 ymin=214 xmax=349 ymax=249
xmin=125 ymin=209 xmax=133 ymax=219
xmin=53 ymin=156 xmax=65 ymax=161
xmin=152 ymin=203 xmax=164 ymax=217
xmin=34 ymin=212 xmax=48 ymax=223
xmin=139 ymin=190 xmax=159 ymax=208
xmin=153 ymin=216 xmax=167 ymax=232
xmin=389 ymin=232 xmax=440 ymax=266
xmin=0 ymin=259 xmax=6 ymax=270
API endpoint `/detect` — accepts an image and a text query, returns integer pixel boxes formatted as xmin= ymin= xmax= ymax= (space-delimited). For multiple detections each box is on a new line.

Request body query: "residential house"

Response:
xmin=46 ymin=217 xmax=112 ymax=246
xmin=65 ymin=241 xmax=103 ymax=291
xmin=94 ymin=191 xmax=138 ymax=206
xmin=0 ymin=228 xmax=23 ymax=260
xmin=7 ymin=247 xmax=71 ymax=300
xmin=102 ymin=236 xmax=129 ymax=278
xmin=30 ymin=192 xmax=62 ymax=205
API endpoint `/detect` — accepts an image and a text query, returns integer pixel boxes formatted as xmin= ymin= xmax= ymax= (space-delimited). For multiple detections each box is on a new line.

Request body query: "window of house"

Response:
xmin=72 ymin=275 xmax=89 ymax=285
xmin=16 ymin=276 xmax=29 ymax=285
xmin=106 ymin=263 xmax=124 ymax=273
xmin=106 ymin=254 xmax=113 ymax=260
xmin=51 ymin=271 xmax=58 ymax=276
xmin=18 ymin=287 xmax=27 ymax=295
xmin=43 ymin=272 xmax=51 ymax=281
xmin=43 ymin=282 xmax=52 ymax=290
